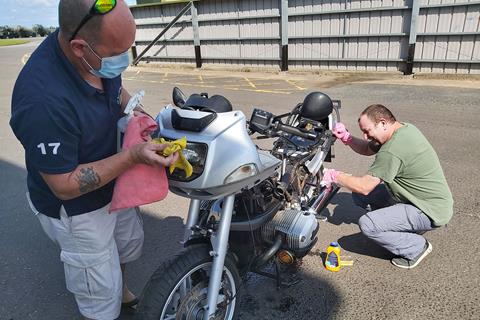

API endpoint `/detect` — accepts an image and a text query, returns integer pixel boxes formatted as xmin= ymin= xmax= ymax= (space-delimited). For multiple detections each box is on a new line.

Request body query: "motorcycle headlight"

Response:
xmin=168 ymin=142 xmax=208 ymax=182
xmin=224 ymin=163 xmax=258 ymax=184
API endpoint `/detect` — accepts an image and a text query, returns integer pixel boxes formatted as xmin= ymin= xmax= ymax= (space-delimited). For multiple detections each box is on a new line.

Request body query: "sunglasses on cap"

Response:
xmin=69 ymin=0 xmax=117 ymax=42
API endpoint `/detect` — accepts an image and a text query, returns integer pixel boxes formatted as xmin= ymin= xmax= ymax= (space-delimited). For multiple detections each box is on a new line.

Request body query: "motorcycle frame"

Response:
xmin=172 ymin=102 xmax=342 ymax=320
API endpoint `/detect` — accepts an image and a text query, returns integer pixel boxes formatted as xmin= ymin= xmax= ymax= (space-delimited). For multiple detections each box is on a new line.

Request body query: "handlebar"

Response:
xmin=249 ymin=108 xmax=324 ymax=141
xmin=274 ymin=122 xmax=317 ymax=141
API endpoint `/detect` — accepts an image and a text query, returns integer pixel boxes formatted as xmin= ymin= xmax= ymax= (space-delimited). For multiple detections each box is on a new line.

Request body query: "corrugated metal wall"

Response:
xmin=131 ymin=0 xmax=480 ymax=74
xmin=287 ymin=0 xmax=409 ymax=72
xmin=415 ymin=0 xmax=480 ymax=74
xmin=198 ymin=0 xmax=280 ymax=66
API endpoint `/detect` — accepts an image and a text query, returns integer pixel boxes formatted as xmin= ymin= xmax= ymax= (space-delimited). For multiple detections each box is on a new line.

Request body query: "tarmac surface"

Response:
xmin=1 ymin=39 xmax=480 ymax=320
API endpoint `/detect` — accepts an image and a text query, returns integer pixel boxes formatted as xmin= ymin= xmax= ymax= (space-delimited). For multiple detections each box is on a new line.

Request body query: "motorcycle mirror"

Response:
xmin=172 ymin=87 xmax=187 ymax=108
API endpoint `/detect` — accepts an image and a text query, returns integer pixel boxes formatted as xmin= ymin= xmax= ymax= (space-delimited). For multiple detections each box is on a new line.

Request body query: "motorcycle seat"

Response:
xmin=182 ymin=94 xmax=233 ymax=113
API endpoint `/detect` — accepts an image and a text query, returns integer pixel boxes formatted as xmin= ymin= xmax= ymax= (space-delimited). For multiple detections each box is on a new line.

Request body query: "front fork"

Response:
xmin=183 ymin=199 xmax=201 ymax=242
xmin=205 ymin=194 xmax=235 ymax=320
xmin=183 ymin=196 xmax=236 ymax=320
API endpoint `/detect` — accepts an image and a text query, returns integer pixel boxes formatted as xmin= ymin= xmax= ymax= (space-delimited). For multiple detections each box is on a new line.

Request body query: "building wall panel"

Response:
xmin=131 ymin=0 xmax=480 ymax=74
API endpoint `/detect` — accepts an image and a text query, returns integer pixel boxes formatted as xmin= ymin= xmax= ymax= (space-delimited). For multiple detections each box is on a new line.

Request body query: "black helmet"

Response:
xmin=300 ymin=92 xmax=333 ymax=121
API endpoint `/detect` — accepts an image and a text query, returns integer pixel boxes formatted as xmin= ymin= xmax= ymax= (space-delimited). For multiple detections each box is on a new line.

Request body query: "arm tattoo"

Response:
xmin=75 ymin=167 xmax=101 ymax=194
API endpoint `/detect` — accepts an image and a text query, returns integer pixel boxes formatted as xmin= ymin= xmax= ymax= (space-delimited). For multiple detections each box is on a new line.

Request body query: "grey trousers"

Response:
xmin=354 ymin=184 xmax=435 ymax=260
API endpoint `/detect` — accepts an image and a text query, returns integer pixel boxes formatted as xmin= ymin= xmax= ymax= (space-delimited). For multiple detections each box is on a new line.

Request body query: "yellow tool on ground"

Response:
xmin=153 ymin=137 xmax=193 ymax=178
xmin=340 ymin=259 xmax=354 ymax=267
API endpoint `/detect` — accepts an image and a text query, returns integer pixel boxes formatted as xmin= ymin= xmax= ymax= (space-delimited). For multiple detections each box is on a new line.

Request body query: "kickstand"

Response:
xmin=253 ymin=260 xmax=301 ymax=290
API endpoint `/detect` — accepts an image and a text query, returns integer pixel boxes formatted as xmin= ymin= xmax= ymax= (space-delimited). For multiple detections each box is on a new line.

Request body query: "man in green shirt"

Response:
xmin=321 ymin=104 xmax=453 ymax=269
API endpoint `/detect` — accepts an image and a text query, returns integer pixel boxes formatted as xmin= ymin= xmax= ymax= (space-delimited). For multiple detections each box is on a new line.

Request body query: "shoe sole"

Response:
xmin=392 ymin=241 xmax=433 ymax=269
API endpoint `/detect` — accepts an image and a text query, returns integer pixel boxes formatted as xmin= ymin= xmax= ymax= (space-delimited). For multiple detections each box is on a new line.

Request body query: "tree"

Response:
xmin=33 ymin=24 xmax=48 ymax=37
xmin=46 ymin=26 xmax=57 ymax=35
xmin=0 ymin=25 xmax=15 ymax=39
xmin=16 ymin=25 xmax=30 ymax=38
xmin=0 ymin=25 xmax=54 ymax=38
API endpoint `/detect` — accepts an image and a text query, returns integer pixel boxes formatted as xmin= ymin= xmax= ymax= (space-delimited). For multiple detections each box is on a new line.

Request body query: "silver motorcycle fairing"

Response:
xmin=156 ymin=106 xmax=281 ymax=200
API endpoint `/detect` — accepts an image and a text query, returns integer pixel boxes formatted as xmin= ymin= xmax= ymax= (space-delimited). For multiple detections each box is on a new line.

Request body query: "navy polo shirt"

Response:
xmin=10 ymin=30 xmax=123 ymax=219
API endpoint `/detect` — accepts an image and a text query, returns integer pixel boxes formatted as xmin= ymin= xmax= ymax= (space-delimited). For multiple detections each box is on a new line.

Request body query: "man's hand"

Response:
xmin=333 ymin=122 xmax=353 ymax=145
xmin=129 ymin=142 xmax=179 ymax=167
xmin=321 ymin=168 xmax=342 ymax=188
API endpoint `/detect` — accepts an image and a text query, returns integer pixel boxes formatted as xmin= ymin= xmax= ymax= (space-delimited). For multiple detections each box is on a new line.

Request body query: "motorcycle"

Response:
xmin=136 ymin=87 xmax=341 ymax=320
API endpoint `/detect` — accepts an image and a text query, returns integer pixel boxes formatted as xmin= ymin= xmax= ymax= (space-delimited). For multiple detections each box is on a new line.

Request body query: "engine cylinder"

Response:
xmin=261 ymin=209 xmax=318 ymax=256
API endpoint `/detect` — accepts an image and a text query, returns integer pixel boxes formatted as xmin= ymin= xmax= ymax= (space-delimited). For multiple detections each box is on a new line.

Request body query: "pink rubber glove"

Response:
xmin=333 ymin=122 xmax=352 ymax=145
xmin=321 ymin=169 xmax=341 ymax=188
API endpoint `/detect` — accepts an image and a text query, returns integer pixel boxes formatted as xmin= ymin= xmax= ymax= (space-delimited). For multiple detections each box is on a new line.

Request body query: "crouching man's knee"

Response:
xmin=358 ymin=214 xmax=377 ymax=238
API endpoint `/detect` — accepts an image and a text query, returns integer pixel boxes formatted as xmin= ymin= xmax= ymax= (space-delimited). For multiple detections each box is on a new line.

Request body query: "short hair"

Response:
xmin=359 ymin=104 xmax=396 ymax=124
xmin=58 ymin=0 xmax=103 ymax=43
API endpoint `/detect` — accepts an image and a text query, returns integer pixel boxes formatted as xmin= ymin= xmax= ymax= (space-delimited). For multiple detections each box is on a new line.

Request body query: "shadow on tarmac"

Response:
xmin=323 ymin=191 xmax=365 ymax=226
xmin=0 ymin=159 xmax=341 ymax=320
xmin=323 ymin=191 xmax=395 ymax=261
xmin=338 ymin=233 xmax=394 ymax=261
xmin=128 ymin=215 xmax=342 ymax=320
xmin=238 ymin=270 xmax=341 ymax=320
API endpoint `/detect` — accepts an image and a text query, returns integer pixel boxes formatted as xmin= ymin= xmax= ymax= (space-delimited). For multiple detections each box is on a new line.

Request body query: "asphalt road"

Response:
xmin=1 ymin=39 xmax=480 ymax=320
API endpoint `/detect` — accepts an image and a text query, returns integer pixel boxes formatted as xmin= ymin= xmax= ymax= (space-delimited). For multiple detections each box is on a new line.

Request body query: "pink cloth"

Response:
xmin=110 ymin=114 xmax=168 ymax=212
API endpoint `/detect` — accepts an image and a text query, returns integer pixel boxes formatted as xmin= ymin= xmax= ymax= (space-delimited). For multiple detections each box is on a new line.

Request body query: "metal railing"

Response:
xmin=132 ymin=1 xmax=193 ymax=66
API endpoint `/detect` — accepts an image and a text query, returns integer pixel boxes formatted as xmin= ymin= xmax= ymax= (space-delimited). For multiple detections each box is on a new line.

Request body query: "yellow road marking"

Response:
xmin=123 ymin=77 xmax=291 ymax=94
xmin=243 ymin=82 xmax=286 ymax=87
xmin=286 ymin=79 xmax=306 ymax=90
xmin=201 ymin=79 xmax=239 ymax=84
xmin=223 ymin=84 xmax=258 ymax=88
xmin=263 ymin=88 xmax=295 ymax=91
xmin=190 ymin=75 xmax=240 ymax=80
xmin=244 ymin=77 xmax=256 ymax=88
xmin=222 ymin=87 xmax=292 ymax=95
xmin=198 ymin=75 xmax=204 ymax=83
xmin=172 ymin=81 xmax=216 ymax=88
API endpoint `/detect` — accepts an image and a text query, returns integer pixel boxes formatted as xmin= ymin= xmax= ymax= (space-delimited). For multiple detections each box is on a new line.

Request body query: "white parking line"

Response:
xmin=21 ymin=54 xmax=31 ymax=65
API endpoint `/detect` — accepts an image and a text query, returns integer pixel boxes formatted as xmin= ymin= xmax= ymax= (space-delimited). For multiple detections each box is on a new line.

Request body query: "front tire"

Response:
xmin=136 ymin=244 xmax=241 ymax=320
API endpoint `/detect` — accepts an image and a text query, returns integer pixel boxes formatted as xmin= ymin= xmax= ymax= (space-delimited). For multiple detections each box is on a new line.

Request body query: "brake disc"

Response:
xmin=175 ymin=282 xmax=227 ymax=320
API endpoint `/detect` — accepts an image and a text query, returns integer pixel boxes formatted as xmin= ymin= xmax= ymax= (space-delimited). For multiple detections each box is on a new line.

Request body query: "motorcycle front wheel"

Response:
xmin=136 ymin=244 xmax=241 ymax=320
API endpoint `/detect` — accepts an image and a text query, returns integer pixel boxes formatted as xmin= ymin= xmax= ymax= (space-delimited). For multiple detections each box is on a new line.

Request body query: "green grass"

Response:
xmin=0 ymin=39 xmax=30 ymax=46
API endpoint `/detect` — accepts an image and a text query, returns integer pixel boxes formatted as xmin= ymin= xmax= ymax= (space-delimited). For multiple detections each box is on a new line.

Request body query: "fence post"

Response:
xmin=280 ymin=0 xmax=289 ymax=71
xmin=405 ymin=0 xmax=420 ymax=75
xmin=191 ymin=1 xmax=202 ymax=68
xmin=130 ymin=45 xmax=137 ymax=61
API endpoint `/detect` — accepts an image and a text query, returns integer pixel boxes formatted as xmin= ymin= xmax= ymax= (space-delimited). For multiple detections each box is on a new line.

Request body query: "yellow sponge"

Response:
xmin=153 ymin=137 xmax=193 ymax=178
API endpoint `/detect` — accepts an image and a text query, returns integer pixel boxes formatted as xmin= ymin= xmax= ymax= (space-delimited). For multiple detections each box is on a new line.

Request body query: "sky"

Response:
xmin=0 ymin=0 xmax=137 ymax=28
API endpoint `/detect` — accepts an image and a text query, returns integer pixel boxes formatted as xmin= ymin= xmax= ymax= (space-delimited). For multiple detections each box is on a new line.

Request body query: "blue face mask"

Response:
xmin=83 ymin=43 xmax=130 ymax=79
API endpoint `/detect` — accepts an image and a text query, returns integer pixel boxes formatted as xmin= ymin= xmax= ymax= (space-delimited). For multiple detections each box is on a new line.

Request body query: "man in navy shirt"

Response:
xmin=10 ymin=0 xmax=178 ymax=319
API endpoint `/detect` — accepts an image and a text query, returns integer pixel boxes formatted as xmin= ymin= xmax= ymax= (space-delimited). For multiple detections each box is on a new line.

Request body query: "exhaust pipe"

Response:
xmin=309 ymin=185 xmax=340 ymax=214
xmin=253 ymin=234 xmax=283 ymax=269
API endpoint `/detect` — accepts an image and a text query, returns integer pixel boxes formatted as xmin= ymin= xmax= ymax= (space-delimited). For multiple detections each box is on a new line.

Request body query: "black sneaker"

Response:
xmin=391 ymin=241 xmax=433 ymax=269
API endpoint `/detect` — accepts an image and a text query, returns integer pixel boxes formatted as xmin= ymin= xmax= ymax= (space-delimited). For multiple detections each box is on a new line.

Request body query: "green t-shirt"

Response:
xmin=367 ymin=123 xmax=453 ymax=226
